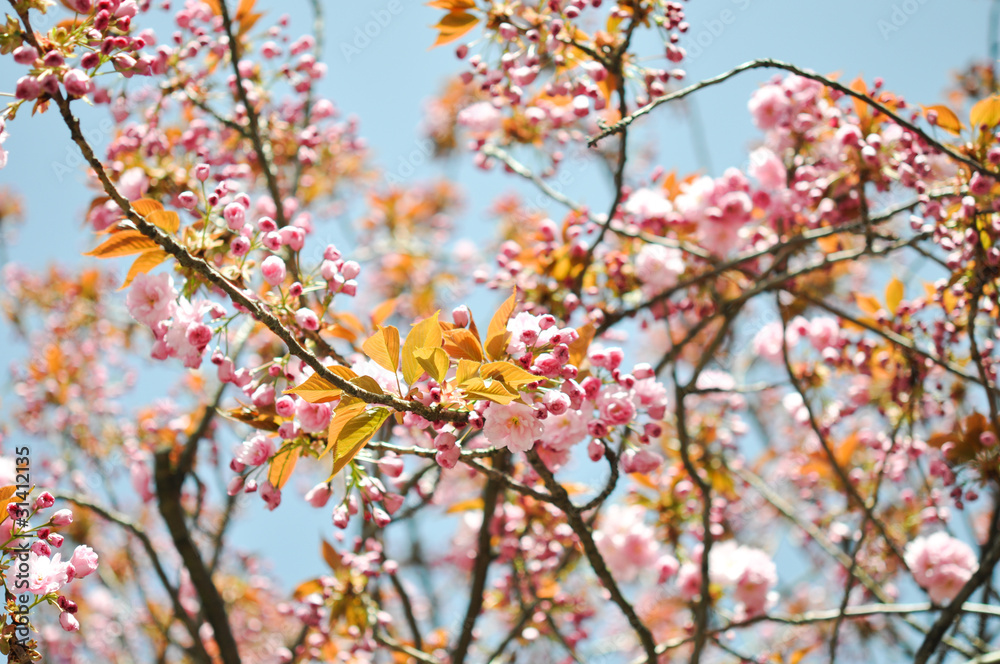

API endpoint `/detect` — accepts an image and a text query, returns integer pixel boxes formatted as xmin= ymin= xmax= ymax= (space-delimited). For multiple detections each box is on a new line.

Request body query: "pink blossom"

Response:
xmin=126 ymin=272 xmax=177 ymax=327
xmin=620 ymin=448 xmax=663 ymax=474
xmin=235 ymin=434 xmax=275 ymax=467
xmin=905 ymin=532 xmax=978 ymax=604
xmin=260 ymin=480 xmax=281 ymax=510
xmin=482 ymin=402 xmax=544 ymax=453
xmin=597 ymin=387 xmax=637 ymax=426
xmin=457 ymin=101 xmax=501 ymax=135
xmin=261 ymin=255 xmax=287 ymax=286
xmin=541 ymin=408 xmax=591 ymax=451
xmin=624 ymin=188 xmax=673 ymax=224
xmin=506 ymin=311 xmax=542 ymax=358
xmin=635 ymin=244 xmax=684 ymax=297
xmin=118 ymin=167 xmax=149 ymax=200
xmin=304 ymin=482 xmax=332 ymax=508
xmin=63 ymin=69 xmax=93 ymax=97
xmin=748 ymin=84 xmax=792 ymax=130
xmin=749 ymin=147 xmax=785 ymax=190
xmin=27 ymin=553 xmax=69 ymax=595
xmin=752 ymin=321 xmax=798 ymax=363
xmin=295 ymin=307 xmax=319 ymax=331
xmin=50 ymin=510 xmax=73 ymax=526
xmin=296 ymin=400 xmax=331 ymax=434
xmin=594 ymin=505 xmax=661 ymax=582
xmin=709 ymin=541 xmax=778 ymax=617
xmin=68 ymin=545 xmax=99 ymax=579
xmin=59 ymin=611 xmax=80 ymax=632
xmin=808 ymin=316 xmax=840 ymax=351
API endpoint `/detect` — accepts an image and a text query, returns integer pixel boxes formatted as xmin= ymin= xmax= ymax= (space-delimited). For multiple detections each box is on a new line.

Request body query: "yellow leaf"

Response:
xmin=485 ymin=289 xmax=517 ymax=361
xmin=429 ymin=11 xmax=478 ymax=48
xmin=0 ymin=485 xmax=19 ymax=523
xmin=351 ymin=375 xmax=384 ymax=395
xmin=293 ymin=578 xmax=324 ymax=600
xmin=329 ymin=408 xmax=392 ymax=477
xmin=456 ymin=359 xmax=481 ymax=384
xmin=362 ymin=325 xmax=400 ymax=374
xmin=321 ymin=539 xmax=342 ymax=570
xmin=146 ymin=209 xmax=180 ymax=234
xmin=854 ymin=293 xmax=882 ymax=316
xmin=921 ymin=104 xmax=964 ymax=135
xmin=414 ymin=347 xmax=450 ymax=384
xmin=462 ymin=377 xmax=518 ymax=405
xmin=480 ymin=361 xmax=540 ymax=388
xmin=442 ymin=327 xmax=484 ymax=361
xmin=850 ymin=77 xmax=870 ymax=124
xmin=131 ymin=198 xmax=163 ymax=216
xmin=321 ymin=400 xmax=367 ymax=459
xmin=942 ymin=289 xmax=958 ymax=314
xmin=268 ymin=445 xmax=300 ymax=489
xmin=120 ymin=250 xmax=169 ymax=289
xmin=426 ymin=0 xmax=475 ymax=8
xmin=84 ymin=230 xmax=160 ymax=258
xmin=285 ymin=367 xmax=358 ymax=403
xmin=401 ymin=312 xmax=443 ymax=384
xmin=971 ymin=95 xmax=1000 ymax=130
xmin=885 ymin=277 xmax=904 ymax=314
xmin=445 ymin=497 xmax=483 ymax=513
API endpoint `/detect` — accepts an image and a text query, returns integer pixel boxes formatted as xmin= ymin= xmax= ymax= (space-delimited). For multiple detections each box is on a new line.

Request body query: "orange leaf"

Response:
xmin=461 ymin=377 xmax=518 ymax=405
xmin=321 ymin=539 xmax=342 ymax=570
xmin=456 ymin=359 xmax=481 ymax=384
xmin=426 ymin=0 xmax=475 ymax=8
xmin=268 ymin=445 xmax=300 ymax=489
xmin=971 ymin=95 xmax=1000 ymax=131
xmin=480 ymin=361 xmax=539 ymax=388
xmin=285 ymin=367 xmax=358 ymax=403
xmin=0 ymin=485 xmax=19 ymax=524
xmin=131 ymin=198 xmax=164 ymax=216
xmin=854 ymin=293 xmax=882 ymax=316
xmin=321 ymin=400 xmax=367 ymax=459
xmin=293 ymin=578 xmax=324 ymax=600
xmin=370 ymin=298 xmax=397 ymax=327
xmin=84 ymin=231 xmax=160 ymax=258
xmin=568 ymin=322 xmax=595 ymax=368
xmin=430 ymin=11 xmax=478 ymax=48
xmin=120 ymin=250 xmax=169 ymax=289
xmin=484 ymin=289 xmax=517 ymax=361
xmin=147 ymin=209 xmax=180 ymax=234
xmin=921 ymin=104 xmax=964 ymax=135
xmin=362 ymin=325 xmax=400 ymax=375
xmin=442 ymin=328 xmax=484 ymax=362
xmin=329 ymin=408 xmax=391 ymax=477
xmin=850 ymin=77 xmax=870 ymax=124
xmin=445 ymin=497 xmax=484 ymax=513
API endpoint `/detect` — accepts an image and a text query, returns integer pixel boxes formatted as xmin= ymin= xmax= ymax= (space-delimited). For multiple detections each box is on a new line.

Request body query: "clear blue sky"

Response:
xmin=0 ymin=0 xmax=992 ymax=601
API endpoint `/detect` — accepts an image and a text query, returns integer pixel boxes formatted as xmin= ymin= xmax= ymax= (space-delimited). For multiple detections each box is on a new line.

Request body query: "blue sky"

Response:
xmin=0 ymin=0 xmax=994 ymax=645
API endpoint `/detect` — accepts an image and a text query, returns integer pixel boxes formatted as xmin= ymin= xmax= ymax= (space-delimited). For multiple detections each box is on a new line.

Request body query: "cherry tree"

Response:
xmin=1 ymin=0 xmax=999 ymax=662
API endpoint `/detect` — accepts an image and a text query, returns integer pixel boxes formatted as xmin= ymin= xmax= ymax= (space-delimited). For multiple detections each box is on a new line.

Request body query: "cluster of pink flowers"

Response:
xmin=752 ymin=316 xmax=844 ymax=364
xmin=3 ymin=496 xmax=99 ymax=633
xmin=594 ymin=504 xmax=673 ymax=583
xmin=125 ymin=272 xmax=221 ymax=368
xmin=904 ymin=531 xmax=979 ymax=604
xmin=677 ymin=540 xmax=778 ymax=617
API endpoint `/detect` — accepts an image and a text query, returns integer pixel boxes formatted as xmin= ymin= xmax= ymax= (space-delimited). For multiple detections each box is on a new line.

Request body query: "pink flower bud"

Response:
xmin=33 ymin=492 xmax=55 ymax=510
xmin=194 ymin=163 xmax=210 ymax=181
xmin=452 ymin=305 xmax=471 ymax=327
xmin=340 ymin=260 xmax=361 ymax=279
xmin=372 ymin=507 xmax=391 ymax=527
xmin=304 ymin=483 xmax=332 ymax=508
xmin=63 ymin=69 xmax=92 ymax=97
xmin=275 ymin=395 xmax=296 ymax=417
xmin=226 ymin=476 xmax=245 ymax=496
xmin=295 ymin=307 xmax=319 ymax=331
xmin=261 ymin=255 xmax=286 ymax=286
xmin=50 ymin=509 xmax=74 ymax=526
xmin=12 ymin=45 xmax=38 ymax=65
xmin=587 ymin=439 xmax=605 ymax=462
xmin=59 ymin=612 xmax=80 ymax=633
xmin=230 ymin=236 xmax=250 ymax=256
xmin=332 ymin=505 xmax=350 ymax=529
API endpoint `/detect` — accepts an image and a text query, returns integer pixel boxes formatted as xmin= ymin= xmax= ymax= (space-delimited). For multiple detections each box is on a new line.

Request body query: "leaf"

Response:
xmin=921 ymin=104 xmax=964 ymax=135
xmin=268 ymin=445 xmax=301 ymax=489
xmin=885 ymin=277 xmax=904 ymax=314
xmin=401 ymin=312 xmax=443 ymax=384
xmin=370 ymin=298 xmax=397 ymax=327
xmin=146 ymin=209 xmax=180 ymax=234
xmin=485 ymin=289 xmax=517 ymax=360
xmin=850 ymin=77 xmax=870 ymax=124
xmin=971 ymin=95 xmax=1000 ymax=130
xmin=222 ymin=405 xmax=280 ymax=432
xmin=414 ymin=347 xmax=450 ymax=384
xmin=351 ymin=375 xmax=384 ymax=395
xmin=0 ymin=485 xmax=19 ymax=523
xmin=480 ymin=361 xmax=539 ymax=388
xmin=321 ymin=539 xmax=342 ymax=571
xmin=285 ymin=367 xmax=358 ymax=403
xmin=329 ymin=408 xmax=392 ymax=477
xmin=321 ymin=401 xmax=368 ymax=459
xmin=442 ymin=328 xmax=484 ymax=361
xmin=426 ymin=0 xmax=476 ymax=8
xmin=362 ymin=325 xmax=400 ymax=374
xmin=461 ymin=377 xmax=518 ymax=405
xmin=568 ymin=322 xmax=595 ymax=368
xmin=446 ymin=497 xmax=484 ymax=513
xmin=131 ymin=198 xmax=164 ymax=216
xmin=854 ymin=293 xmax=882 ymax=316
xmin=84 ymin=230 xmax=160 ymax=258
xmin=120 ymin=250 xmax=169 ymax=290
xmin=293 ymin=578 xmax=324 ymax=600
xmin=456 ymin=358 xmax=481 ymax=385
xmin=430 ymin=11 xmax=478 ymax=48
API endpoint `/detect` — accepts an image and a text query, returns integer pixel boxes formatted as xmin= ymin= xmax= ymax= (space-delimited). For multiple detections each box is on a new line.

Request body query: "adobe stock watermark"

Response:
xmin=384 ymin=137 xmax=434 ymax=186
xmin=340 ymin=0 xmax=404 ymax=63
xmin=877 ymin=0 xmax=933 ymax=40
xmin=683 ymin=0 xmax=754 ymax=65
